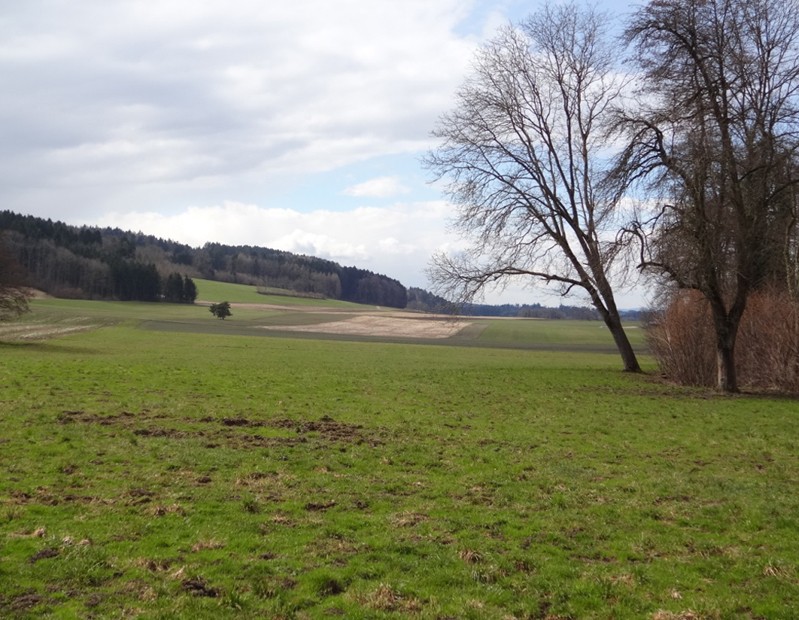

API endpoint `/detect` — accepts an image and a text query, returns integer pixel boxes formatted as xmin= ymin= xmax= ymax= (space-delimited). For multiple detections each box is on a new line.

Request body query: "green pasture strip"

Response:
xmin=1 ymin=322 xmax=797 ymax=619
xmin=257 ymin=286 xmax=325 ymax=300
xmin=25 ymin=298 xmax=209 ymax=324
xmin=477 ymin=318 xmax=646 ymax=348
xmin=195 ymin=278 xmax=367 ymax=309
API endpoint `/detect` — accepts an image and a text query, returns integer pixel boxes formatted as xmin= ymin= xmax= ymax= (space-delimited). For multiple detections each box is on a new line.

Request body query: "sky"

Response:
xmin=0 ymin=0 xmax=648 ymax=307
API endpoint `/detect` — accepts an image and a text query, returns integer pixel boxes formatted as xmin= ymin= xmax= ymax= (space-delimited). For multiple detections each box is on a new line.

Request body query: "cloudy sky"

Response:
xmin=1 ymin=0 xmax=646 ymax=307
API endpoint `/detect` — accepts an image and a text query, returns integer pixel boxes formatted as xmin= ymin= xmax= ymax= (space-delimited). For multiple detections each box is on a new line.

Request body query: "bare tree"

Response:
xmin=613 ymin=0 xmax=799 ymax=391
xmin=425 ymin=3 xmax=641 ymax=372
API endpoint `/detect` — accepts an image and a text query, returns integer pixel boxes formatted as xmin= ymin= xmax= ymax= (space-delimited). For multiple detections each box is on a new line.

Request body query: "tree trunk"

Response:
xmin=591 ymin=274 xmax=642 ymax=373
xmin=715 ymin=335 xmax=738 ymax=393
xmin=604 ymin=312 xmax=642 ymax=373
xmin=708 ymin=297 xmax=744 ymax=393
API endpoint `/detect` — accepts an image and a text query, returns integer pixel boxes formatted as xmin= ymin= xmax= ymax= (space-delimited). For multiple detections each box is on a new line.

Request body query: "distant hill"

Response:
xmin=0 ymin=210 xmax=407 ymax=308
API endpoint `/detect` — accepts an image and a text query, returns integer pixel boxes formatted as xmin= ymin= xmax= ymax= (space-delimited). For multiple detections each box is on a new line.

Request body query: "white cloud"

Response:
xmin=378 ymin=237 xmax=416 ymax=255
xmin=272 ymin=230 xmax=371 ymax=263
xmin=343 ymin=176 xmax=410 ymax=198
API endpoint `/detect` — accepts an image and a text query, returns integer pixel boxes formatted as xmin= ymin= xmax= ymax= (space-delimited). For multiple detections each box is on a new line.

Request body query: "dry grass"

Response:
xmin=357 ymin=583 xmax=423 ymax=613
xmin=651 ymin=611 xmax=703 ymax=620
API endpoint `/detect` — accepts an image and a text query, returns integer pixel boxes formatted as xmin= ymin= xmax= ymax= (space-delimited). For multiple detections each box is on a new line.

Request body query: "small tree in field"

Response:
xmin=209 ymin=301 xmax=232 ymax=320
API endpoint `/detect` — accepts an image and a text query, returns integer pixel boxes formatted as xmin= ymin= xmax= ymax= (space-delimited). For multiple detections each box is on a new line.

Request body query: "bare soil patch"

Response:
xmin=260 ymin=313 xmax=470 ymax=339
xmin=57 ymin=409 xmax=382 ymax=449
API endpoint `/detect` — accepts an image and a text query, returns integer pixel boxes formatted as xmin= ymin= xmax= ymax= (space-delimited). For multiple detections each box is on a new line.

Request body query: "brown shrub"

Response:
xmin=646 ymin=289 xmax=799 ymax=393
xmin=645 ymin=290 xmax=716 ymax=387
xmin=737 ymin=289 xmax=799 ymax=391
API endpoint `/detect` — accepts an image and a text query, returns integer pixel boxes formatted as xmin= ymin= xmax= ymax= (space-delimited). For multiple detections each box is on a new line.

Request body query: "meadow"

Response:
xmin=1 ymin=281 xmax=797 ymax=619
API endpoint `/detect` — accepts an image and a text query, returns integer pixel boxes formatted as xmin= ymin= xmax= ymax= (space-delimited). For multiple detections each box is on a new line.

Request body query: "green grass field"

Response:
xmin=1 ymin=290 xmax=797 ymax=618
xmin=194 ymin=279 xmax=368 ymax=309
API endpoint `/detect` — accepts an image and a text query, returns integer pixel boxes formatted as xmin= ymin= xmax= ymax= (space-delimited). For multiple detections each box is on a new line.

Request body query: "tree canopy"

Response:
xmin=209 ymin=301 xmax=232 ymax=320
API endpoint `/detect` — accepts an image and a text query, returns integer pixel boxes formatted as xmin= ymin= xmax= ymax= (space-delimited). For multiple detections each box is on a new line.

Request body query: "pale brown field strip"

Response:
xmin=259 ymin=314 xmax=471 ymax=339
xmin=0 ymin=324 xmax=98 ymax=341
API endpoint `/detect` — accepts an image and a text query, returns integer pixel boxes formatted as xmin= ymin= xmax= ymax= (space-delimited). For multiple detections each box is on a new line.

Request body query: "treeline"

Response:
xmin=407 ymin=287 xmax=605 ymax=319
xmin=0 ymin=210 xmax=407 ymax=308
xmin=0 ymin=213 xmax=196 ymax=303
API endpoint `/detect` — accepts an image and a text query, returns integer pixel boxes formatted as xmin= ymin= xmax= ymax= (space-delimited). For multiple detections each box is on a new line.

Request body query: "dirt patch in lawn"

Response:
xmin=260 ymin=314 xmax=470 ymax=339
xmin=55 ymin=409 xmax=383 ymax=450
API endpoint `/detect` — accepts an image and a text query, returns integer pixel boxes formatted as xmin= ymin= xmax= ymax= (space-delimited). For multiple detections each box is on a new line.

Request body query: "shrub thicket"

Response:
xmin=647 ymin=289 xmax=799 ymax=392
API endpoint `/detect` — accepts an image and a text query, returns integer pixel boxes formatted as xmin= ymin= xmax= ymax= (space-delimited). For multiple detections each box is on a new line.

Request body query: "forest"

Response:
xmin=0 ymin=210 xmax=408 ymax=308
